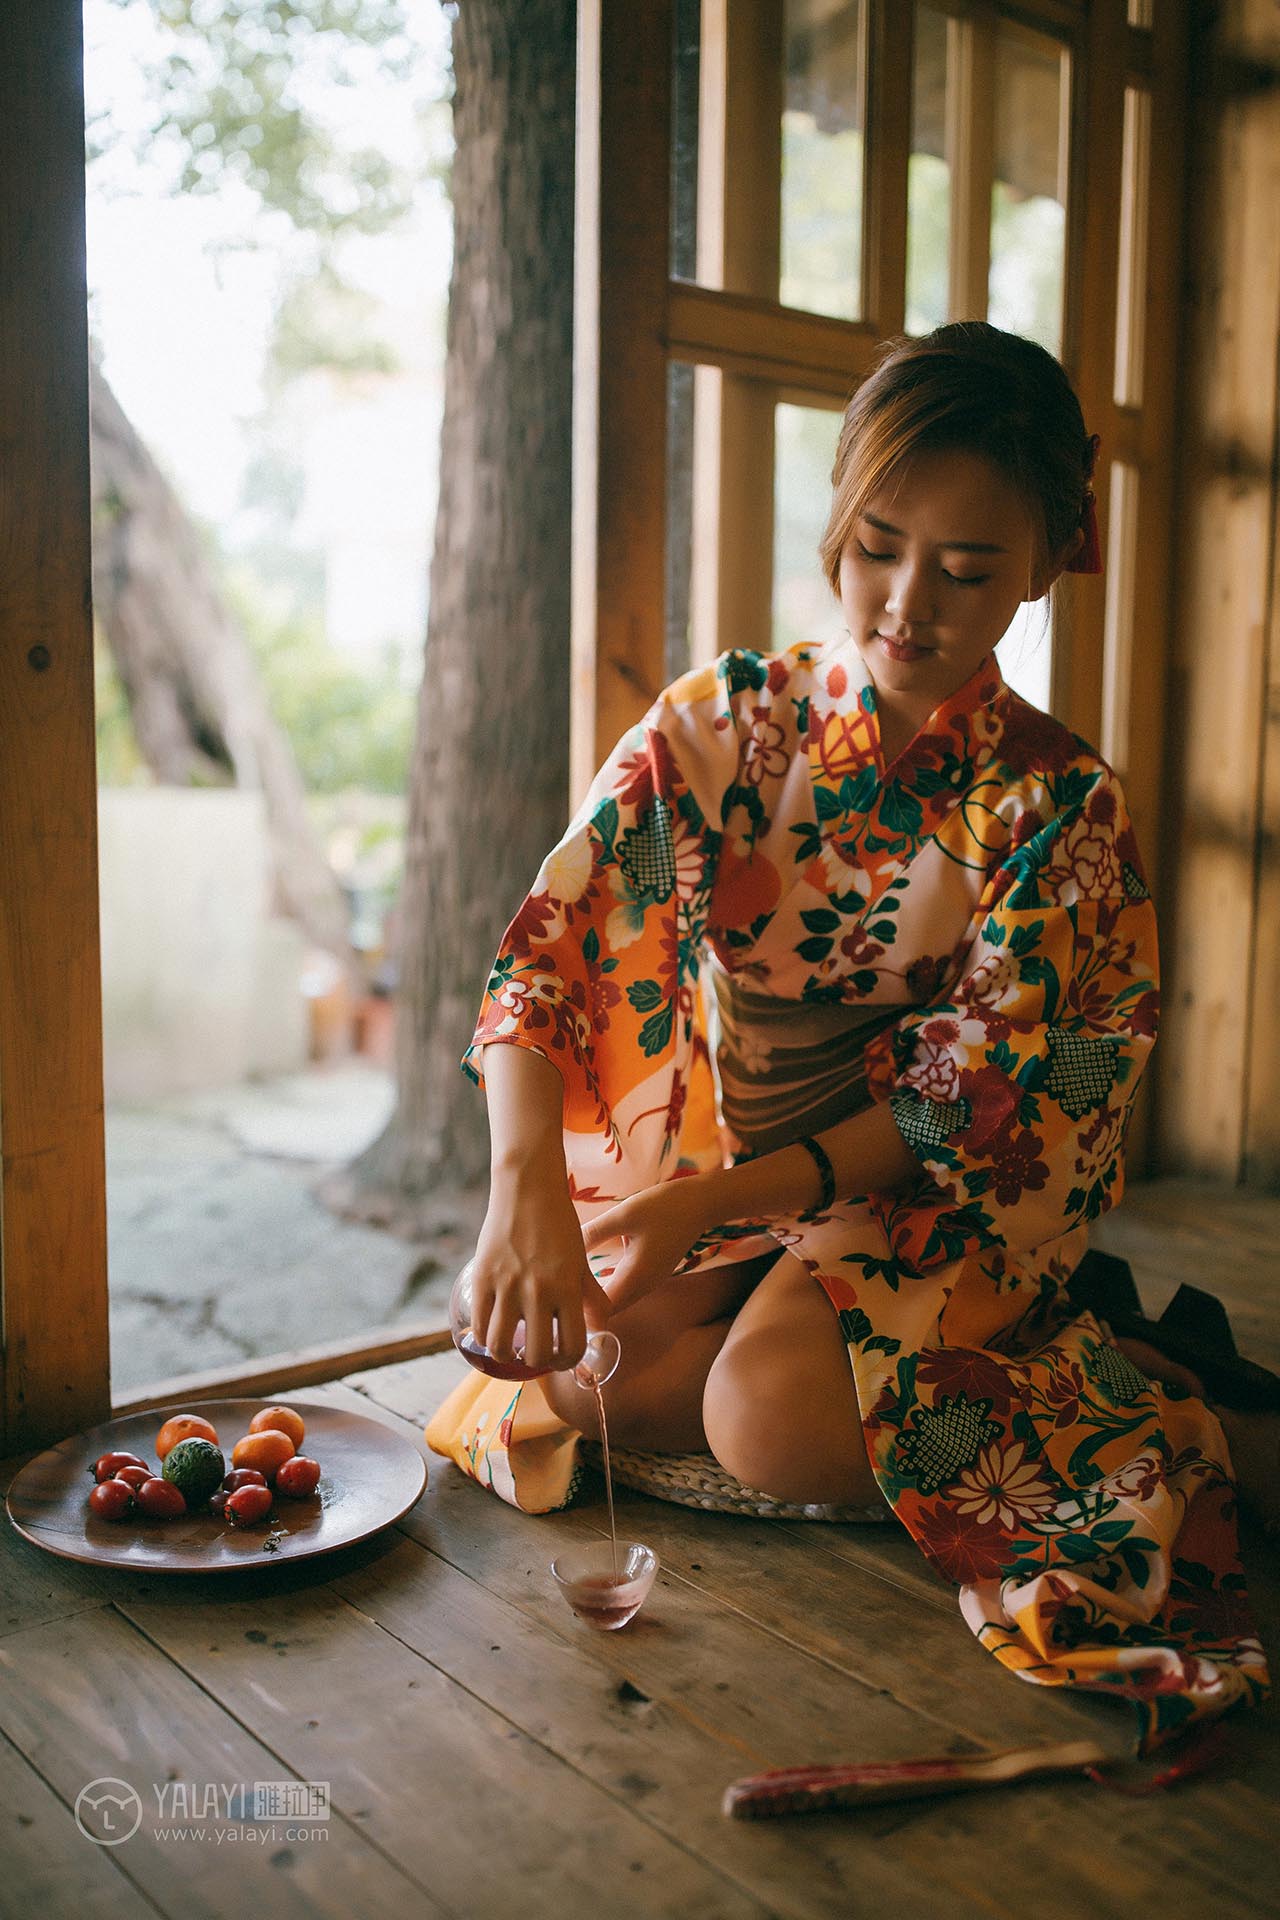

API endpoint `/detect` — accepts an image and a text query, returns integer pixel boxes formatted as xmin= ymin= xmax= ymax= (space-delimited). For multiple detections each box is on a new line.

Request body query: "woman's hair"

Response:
xmin=818 ymin=321 xmax=1096 ymax=597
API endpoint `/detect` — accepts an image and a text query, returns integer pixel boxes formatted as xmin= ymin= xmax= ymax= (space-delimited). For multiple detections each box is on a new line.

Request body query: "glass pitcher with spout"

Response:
xmin=449 ymin=1259 xmax=620 ymax=1389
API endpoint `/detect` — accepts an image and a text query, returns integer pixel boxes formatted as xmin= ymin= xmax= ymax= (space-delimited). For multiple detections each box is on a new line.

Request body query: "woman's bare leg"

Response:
xmin=541 ymin=1249 xmax=780 ymax=1449
xmin=702 ymin=1251 xmax=879 ymax=1506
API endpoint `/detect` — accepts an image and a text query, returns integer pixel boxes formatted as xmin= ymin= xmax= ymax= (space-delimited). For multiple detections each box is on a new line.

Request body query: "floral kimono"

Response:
xmin=426 ymin=634 xmax=1269 ymax=1750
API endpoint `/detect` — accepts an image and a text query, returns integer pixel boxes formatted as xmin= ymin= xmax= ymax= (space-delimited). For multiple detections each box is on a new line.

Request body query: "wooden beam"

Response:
xmin=946 ymin=7 xmax=996 ymax=322
xmin=571 ymin=0 xmax=673 ymax=802
xmin=864 ymin=0 xmax=913 ymax=337
xmin=1052 ymin=0 xmax=1126 ymax=747
xmin=689 ymin=0 xmax=783 ymax=662
xmin=112 ymin=1324 xmax=458 ymax=1420
xmin=1152 ymin=0 xmax=1277 ymax=1180
xmin=0 ymin=2 xmax=110 ymax=1451
xmin=666 ymin=282 xmax=880 ymax=393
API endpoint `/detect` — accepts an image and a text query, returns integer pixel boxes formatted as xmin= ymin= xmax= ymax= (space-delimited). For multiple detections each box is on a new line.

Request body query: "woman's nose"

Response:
xmin=884 ymin=564 xmax=934 ymax=629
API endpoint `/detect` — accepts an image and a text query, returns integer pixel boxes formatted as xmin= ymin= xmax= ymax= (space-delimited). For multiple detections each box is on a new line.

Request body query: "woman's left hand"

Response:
xmin=581 ymin=1175 xmax=724 ymax=1313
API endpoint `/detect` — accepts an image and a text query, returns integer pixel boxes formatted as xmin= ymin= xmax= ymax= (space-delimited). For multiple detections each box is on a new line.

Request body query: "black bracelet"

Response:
xmin=796 ymin=1134 xmax=836 ymax=1212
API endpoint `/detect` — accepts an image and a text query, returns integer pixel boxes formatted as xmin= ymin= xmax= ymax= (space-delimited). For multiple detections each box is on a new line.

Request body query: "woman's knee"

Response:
xmin=701 ymin=1260 xmax=875 ymax=1505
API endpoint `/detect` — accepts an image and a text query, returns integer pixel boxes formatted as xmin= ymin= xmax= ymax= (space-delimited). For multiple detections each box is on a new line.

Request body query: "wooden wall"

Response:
xmin=1152 ymin=0 xmax=1280 ymax=1185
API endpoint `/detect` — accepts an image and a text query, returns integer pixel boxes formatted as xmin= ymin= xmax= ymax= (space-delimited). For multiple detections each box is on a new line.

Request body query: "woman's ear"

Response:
xmin=1026 ymin=525 xmax=1084 ymax=600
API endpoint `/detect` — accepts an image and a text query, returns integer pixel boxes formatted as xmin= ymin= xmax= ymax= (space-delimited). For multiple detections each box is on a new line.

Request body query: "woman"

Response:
xmin=428 ymin=322 xmax=1269 ymax=1751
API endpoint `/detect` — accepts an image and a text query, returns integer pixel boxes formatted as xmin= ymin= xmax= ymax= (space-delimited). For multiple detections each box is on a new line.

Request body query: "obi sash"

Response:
xmin=706 ymin=957 xmax=904 ymax=1157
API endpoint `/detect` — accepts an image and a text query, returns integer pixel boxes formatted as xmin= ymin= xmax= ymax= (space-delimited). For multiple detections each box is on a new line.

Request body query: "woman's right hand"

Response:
xmin=470 ymin=1156 xmax=613 ymax=1373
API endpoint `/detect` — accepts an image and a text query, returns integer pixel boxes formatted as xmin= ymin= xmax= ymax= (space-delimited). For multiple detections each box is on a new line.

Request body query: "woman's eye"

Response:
xmin=944 ymin=571 xmax=991 ymax=588
xmin=856 ymin=541 xmax=893 ymax=563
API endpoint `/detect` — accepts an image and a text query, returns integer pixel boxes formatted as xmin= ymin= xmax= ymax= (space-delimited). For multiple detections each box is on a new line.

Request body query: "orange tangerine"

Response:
xmin=231 ymin=1430 xmax=296 ymax=1480
xmin=248 ymin=1405 xmax=306 ymax=1449
xmin=155 ymin=1413 xmax=219 ymax=1460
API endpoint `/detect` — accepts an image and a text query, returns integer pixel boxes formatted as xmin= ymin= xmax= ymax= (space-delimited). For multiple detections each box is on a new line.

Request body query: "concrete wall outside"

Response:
xmin=98 ymin=788 xmax=309 ymax=1101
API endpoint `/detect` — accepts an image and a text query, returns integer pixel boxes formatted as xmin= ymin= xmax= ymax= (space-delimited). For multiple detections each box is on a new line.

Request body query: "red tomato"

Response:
xmin=114 ymin=1465 xmax=152 ymax=1492
xmin=226 ymin=1484 xmax=273 ymax=1527
xmin=92 ymin=1451 xmax=148 ymax=1483
xmin=89 ymin=1479 xmax=134 ymax=1521
xmin=209 ymin=1490 xmax=230 ymax=1518
xmin=221 ymin=1468 xmax=267 ymax=1493
xmin=275 ymin=1456 xmax=321 ymax=1499
xmin=135 ymin=1477 xmax=187 ymax=1520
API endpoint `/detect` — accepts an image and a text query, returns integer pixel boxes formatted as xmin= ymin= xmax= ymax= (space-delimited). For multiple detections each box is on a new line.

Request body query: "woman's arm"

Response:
xmin=471 ymin=1042 xmax=612 ymax=1370
xmin=582 ymin=1098 xmax=921 ymax=1311
xmin=701 ymin=1097 xmax=920 ymax=1223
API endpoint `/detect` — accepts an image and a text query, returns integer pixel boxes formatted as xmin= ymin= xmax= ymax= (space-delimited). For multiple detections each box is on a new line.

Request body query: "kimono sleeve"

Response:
xmin=875 ymin=761 xmax=1159 ymax=1272
xmin=460 ymin=691 xmax=727 ymax=1184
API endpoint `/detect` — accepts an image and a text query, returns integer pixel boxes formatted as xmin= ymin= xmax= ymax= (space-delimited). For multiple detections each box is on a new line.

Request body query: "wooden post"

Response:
xmin=571 ymin=0 xmax=674 ymax=803
xmin=945 ymin=6 xmax=996 ymax=324
xmin=0 ymin=2 xmax=111 ymax=1449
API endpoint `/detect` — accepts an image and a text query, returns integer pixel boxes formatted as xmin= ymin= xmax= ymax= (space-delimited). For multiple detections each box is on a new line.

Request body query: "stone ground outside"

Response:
xmin=106 ymin=1061 xmax=486 ymax=1395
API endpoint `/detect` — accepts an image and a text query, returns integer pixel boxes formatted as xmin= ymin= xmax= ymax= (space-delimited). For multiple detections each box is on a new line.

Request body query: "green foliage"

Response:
xmin=94 ymin=632 xmax=151 ymax=786
xmin=92 ymin=0 xmax=422 ymax=238
xmin=227 ymin=567 xmax=417 ymax=795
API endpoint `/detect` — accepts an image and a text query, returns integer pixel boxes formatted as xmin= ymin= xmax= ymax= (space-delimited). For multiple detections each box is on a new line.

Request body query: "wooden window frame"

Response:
xmin=1 ymin=0 xmax=1188 ymax=1448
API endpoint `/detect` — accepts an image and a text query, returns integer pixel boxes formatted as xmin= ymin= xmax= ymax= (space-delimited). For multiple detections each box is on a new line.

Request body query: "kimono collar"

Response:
xmin=820 ymin=635 xmax=1009 ymax=783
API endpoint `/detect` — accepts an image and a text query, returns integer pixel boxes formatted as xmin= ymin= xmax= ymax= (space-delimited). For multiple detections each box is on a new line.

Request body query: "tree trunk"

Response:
xmin=323 ymin=0 xmax=576 ymax=1226
xmin=89 ymin=358 xmax=357 ymax=977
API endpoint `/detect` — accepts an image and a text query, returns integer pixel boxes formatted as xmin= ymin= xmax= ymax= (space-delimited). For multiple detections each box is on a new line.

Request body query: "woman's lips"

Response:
xmin=876 ymin=632 xmax=933 ymax=663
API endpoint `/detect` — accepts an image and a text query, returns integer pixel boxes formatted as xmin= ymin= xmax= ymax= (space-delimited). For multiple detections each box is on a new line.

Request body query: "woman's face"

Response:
xmin=837 ymin=446 xmax=1072 ymax=725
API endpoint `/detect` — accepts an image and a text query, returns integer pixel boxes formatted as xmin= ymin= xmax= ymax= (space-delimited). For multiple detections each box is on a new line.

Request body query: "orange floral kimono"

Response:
xmin=426 ymin=635 xmax=1269 ymax=1750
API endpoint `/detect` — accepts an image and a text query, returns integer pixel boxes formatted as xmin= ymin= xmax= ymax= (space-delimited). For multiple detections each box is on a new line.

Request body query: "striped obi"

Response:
xmin=706 ymin=957 xmax=906 ymax=1158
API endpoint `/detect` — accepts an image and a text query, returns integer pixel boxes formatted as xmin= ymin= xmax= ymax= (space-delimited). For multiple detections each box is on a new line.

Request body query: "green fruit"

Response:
xmin=161 ymin=1437 xmax=226 ymax=1508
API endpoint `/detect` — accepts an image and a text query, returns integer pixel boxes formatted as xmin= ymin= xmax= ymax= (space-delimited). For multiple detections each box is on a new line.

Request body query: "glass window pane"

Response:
xmin=997 ymin=601 xmax=1054 ymax=714
xmin=670 ymin=0 xmax=701 ymax=280
xmin=988 ymin=23 xmax=1068 ymax=354
xmin=773 ymin=399 xmax=845 ymax=650
xmin=671 ymin=0 xmax=868 ymax=322
xmin=780 ymin=0 xmax=867 ymax=319
xmin=1113 ymin=85 xmax=1151 ymax=408
xmin=906 ymin=3 xmax=950 ymax=335
xmin=1102 ymin=461 xmax=1139 ymax=772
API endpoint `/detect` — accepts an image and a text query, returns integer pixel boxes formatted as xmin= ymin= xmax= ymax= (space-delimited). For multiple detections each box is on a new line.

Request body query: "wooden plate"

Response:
xmin=5 ymin=1396 xmax=427 ymax=1573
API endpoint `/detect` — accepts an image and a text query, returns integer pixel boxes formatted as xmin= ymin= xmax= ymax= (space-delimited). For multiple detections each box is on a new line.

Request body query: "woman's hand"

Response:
xmin=581 ymin=1174 xmax=723 ymax=1314
xmin=472 ymin=1159 xmax=613 ymax=1373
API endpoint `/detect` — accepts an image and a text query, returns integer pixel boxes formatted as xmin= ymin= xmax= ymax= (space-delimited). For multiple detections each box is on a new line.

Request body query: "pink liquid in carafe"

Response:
xmin=455 ymin=1331 xmax=546 ymax=1381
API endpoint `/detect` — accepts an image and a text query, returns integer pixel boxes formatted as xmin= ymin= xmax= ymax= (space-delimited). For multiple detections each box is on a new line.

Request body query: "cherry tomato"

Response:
xmin=231 ymin=1431 xmax=295 ymax=1480
xmin=209 ymin=1490 xmax=230 ymax=1518
xmin=92 ymin=1450 xmax=148 ymax=1483
xmin=135 ymin=1477 xmax=187 ymax=1520
xmin=113 ymin=1465 xmax=152 ymax=1492
xmin=275 ymin=1456 xmax=321 ymax=1499
xmin=156 ymin=1413 xmax=220 ymax=1461
xmin=248 ymin=1405 xmax=305 ymax=1450
xmin=226 ymin=1484 xmax=273 ymax=1527
xmin=89 ymin=1479 xmax=134 ymax=1521
xmin=221 ymin=1468 xmax=267 ymax=1493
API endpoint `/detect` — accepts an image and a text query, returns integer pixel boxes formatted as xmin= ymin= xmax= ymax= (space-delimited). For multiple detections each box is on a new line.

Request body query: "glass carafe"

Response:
xmin=449 ymin=1259 xmax=620 ymax=1389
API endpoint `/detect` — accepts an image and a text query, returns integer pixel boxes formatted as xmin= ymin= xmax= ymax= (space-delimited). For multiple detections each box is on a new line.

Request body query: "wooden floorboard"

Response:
xmin=0 ymin=1181 xmax=1276 ymax=1920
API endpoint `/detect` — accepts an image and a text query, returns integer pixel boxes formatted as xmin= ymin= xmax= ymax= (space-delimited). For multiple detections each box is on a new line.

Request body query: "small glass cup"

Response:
xmin=449 ymin=1259 xmax=620 ymax=1390
xmin=550 ymin=1541 xmax=659 ymax=1629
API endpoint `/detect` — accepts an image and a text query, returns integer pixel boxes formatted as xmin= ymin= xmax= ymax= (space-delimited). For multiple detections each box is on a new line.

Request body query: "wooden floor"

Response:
xmin=2 ymin=1180 xmax=1279 ymax=1920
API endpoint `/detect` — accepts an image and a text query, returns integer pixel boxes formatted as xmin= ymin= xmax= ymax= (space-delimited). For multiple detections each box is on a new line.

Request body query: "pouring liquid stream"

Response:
xmin=593 ymin=1379 xmax=620 ymax=1585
